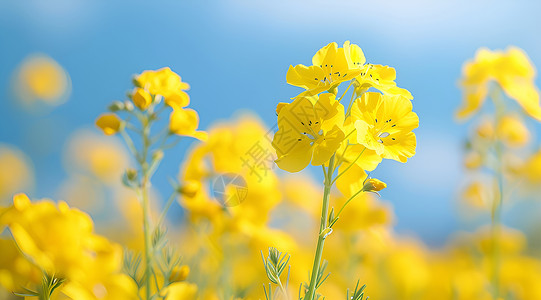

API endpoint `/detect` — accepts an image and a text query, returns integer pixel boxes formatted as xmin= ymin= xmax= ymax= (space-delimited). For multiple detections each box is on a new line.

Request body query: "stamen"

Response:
xmin=379 ymin=132 xmax=390 ymax=138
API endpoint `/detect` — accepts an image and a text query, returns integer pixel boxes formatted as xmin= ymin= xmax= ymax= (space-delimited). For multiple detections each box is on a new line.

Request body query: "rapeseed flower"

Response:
xmin=286 ymin=42 xmax=361 ymax=98
xmin=95 ymin=113 xmax=123 ymax=136
xmin=272 ymin=93 xmax=346 ymax=172
xmin=131 ymin=87 xmax=152 ymax=110
xmin=352 ymin=92 xmax=418 ymax=162
xmin=457 ymin=47 xmax=541 ymax=121
xmin=135 ymin=67 xmax=190 ymax=107
xmin=168 ymin=104 xmax=208 ymax=141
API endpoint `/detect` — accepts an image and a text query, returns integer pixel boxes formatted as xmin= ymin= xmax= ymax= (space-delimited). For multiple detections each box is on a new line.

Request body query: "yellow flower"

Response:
xmin=135 ymin=67 xmax=190 ymax=107
xmin=160 ymin=282 xmax=198 ymax=299
xmin=13 ymin=53 xmax=71 ymax=107
xmin=363 ymin=178 xmax=387 ymax=192
xmin=63 ymin=129 xmax=129 ymax=183
xmin=272 ymin=93 xmax=346 ymax=172
xmin=169 ymin=265 xmax=190 ymax=282
xmin=131 ymin=87 xmax=152 ymax=110
xmin=0 ymin=144 xmax=34 ymax=202
xmin=497 ymin=114 xmax=530 ymax=147
xmin=95 ymin=113 xmax=122 ymax=135
xmin=352 ymin=92 xmax=418 ymax=162
xmin=354 ymin=64 xmax=413 ymax=99
xmin=457 ymin=47 xmax=541 ymax=121
xmin=168 ymin=105 xmax=208 ymax=141
xmin=286 ymin=42 xmax=361 ymax=98
xmin=0 ymin=194 xmax=121 ymax=280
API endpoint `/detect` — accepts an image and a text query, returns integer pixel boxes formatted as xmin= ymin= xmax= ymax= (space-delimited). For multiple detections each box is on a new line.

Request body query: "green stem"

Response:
xmin=332 ymin=188 xmax=366 ymax=226
xmin=156 ymin=192 xmax=178 ymax=228
xmin=140 ymin=119 xmax=153 ymax=300
xmin=305 ymin=155 xmax=335 ymax=300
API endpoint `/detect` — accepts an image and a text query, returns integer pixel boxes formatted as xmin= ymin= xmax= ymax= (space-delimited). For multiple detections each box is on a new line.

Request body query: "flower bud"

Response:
xmin=178 ymin=180 xmax=201 ymax=198
xmin=169 ymin=265 xmax=190 ymax=282
xmin=362 ymin=178 xmax=387 ymax=192
xmin=123 ymin=100 xmax=134 ymax=112
xmin=108 ymin=101 xmax=125 ymax=112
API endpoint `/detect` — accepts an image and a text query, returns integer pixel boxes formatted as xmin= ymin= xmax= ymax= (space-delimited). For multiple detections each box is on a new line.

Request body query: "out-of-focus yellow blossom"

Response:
xmin=13 ymin=53 xmax=71 ymax=107
xmin=474 ymin=117 xmax=495 ymax=140
xmin=0 ymin=238 xmax=40 ymax=293
xmin=61 ymin=273 xmax=139 ymax=300
xmin=160 ymin=282 xmax=197 ymax=299
xmin=352 ymin=92 xmax=418 ymax=162
xmin=497 ymin=114 xmax=530 ymax=147
xmin=457 ymin=47 xmax=541 ymax=121
xmin=131 ymin=87 xmax=152 ymax=110
xmin=95 ymin=113 xmax=122 ymax=136
xmin=63 ymin=130 xmax=129 ymax=184
xmin=464 ymin=151 xmax=483 ymax=169
xmin=169 ymin=266 xmax=190 ymax=282
xmin=0 ymin=194 xmax=120 ymax=278
xmin=169 ymin=104 xmax=208 ymax=141
xmin=135 ymin=67 xmax=190 ymax=107
xmin=462 ymin=181 xmax=492 ymax=209
xmin=286 ymin=42 xmax=361 ymax=98
xmin=383 ymin=242 xmax=430 ymax=299
xmin=0 ymin=144 xmax=34 ymax=203
xmin=272 ymin=93 xmax=345 ymax=172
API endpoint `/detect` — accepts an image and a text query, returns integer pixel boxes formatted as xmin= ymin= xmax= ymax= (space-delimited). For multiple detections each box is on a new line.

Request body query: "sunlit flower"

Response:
xmin=135 ymin=67 xmax=190 ymax=107
xmin=457 ymin=47 xmax=541 ymax=121
xmin=286 ymin=42 xmax=361 ymax=98
xmin=160 ymin=282 xmax=197 ymax=299
xmin=0 ymin=144 xmax=34 ymax=203
xmin=131 ymin=87 xmax=152 ymax=110
xmin=363 ymin=178 xmax=387 ymax=192
xmin=272 ymin=93 xmax=345 ymax=172
xmin=0 ymin=194 xmax=121 ymax=280
xmin=352 ymin=92 xmax=418 ymax=162
xmin=168 ymin=104 xmax=208 ymax=141
xmin=95 ymin=113 xmax=122 ymax=136
xmin=13 ymin=53 xmax=71 ymax=108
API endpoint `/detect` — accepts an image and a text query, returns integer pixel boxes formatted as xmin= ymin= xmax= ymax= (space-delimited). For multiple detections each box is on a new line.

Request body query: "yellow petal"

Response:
xmin=95 ymin=113 xmax=122 ymax=136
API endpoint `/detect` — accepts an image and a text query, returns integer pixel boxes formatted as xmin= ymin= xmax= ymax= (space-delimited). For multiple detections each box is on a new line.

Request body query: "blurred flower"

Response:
xmin=135 ymin=67 xmax=190 ymax=107
xmin=169 ymin=265 xmax=190 ymax=282
xmin=496 ymin=114 xmax=530 ymax=147
xmin=0 ymin=238 xmax=41 ymax=294
xmin=352 ymin=92 xmax=418 ymax=162
xmin=13 ymin=53 xmax=71 ymax=108
xmin=169 ymin=105 xmax=208 ymax=141
xmin=272 ymin=93 xmax=345 ymax=172
xmin=63 ymin=129 xmax=130 ymax=184
xmin=464 ymin=151 xmax=483 ymax=169
xmin=131 ymin=88 xmax=152 ymax=110
xmin=461 ymin=181 xmax=492 ymax=209
xmin=160 ymin=282 xmax=197 ymax=299
xmin=95 ymin=113 xmax=122 ymax=136
xmin=286 ymin=42 xmax=361 ymax=98
xmin=0 ymin=144 xmax=34 ymax=203
xmin=457 ymin=47 xmax=541 ymax=121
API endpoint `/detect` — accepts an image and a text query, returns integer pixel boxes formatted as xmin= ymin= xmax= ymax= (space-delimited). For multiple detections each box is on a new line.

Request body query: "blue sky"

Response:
xmin=1 ymin=0 xmax=541 ymax=246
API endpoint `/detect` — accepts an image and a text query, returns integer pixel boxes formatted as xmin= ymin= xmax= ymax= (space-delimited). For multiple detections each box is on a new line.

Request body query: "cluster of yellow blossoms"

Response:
xmin=4 ymin=43 xmax=541 ymax=300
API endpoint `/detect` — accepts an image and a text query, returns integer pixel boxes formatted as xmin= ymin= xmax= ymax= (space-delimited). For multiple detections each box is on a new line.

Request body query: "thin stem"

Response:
xmin=333 ymin=188 xmax=365 ymax=224
xmin=337 ymin=80 xmax=355 ymax=102
xmin=305 ymin=154 xmax=335 ymax=300
xmin=331 ymin=147 xmax=366 ymax=185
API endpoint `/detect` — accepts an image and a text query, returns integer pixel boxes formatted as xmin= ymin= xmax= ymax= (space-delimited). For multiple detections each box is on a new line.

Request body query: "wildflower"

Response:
xmin=160 ymin=282 xmax=197 ymax=299
xmin=286 ymin=42 xmax=361 ymax=98
xmin=135 ymin=67 xmax=190 ymax=107
xmin=96 ymin=113 xmax=122 ymax=135
xmin=457 ymin=47 xmax=541 ymax=121
xmin=131 ymin=87 xmax=152 ymax=110
xmin=168 ymin=105 xmax=208 ymax=141
xmin=352 ymin=92 xmax=418 ymax=162
xmin=272 ymin=93 xmax=345 ymax=172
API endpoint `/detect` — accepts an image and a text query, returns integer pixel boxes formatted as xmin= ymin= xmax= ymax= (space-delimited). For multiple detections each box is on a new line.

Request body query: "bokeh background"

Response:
xmin=1 ymin=0 xmax=541 ymax=247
